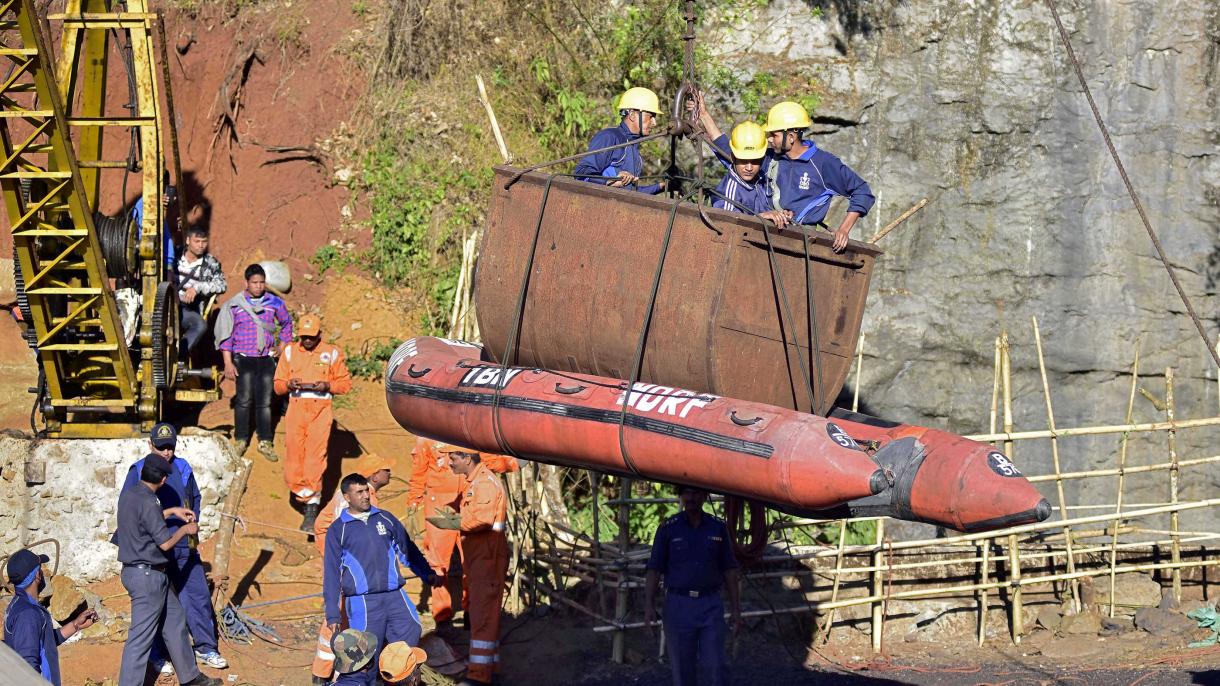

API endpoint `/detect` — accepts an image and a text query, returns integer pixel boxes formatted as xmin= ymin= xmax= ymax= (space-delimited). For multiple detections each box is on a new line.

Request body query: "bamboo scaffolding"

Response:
xmin=1032 ymin=316 xmax=1079 ymax=611
xmin=1167 ymin=367 xmax=1182 ymax=602
xmin=590 ymin=556 xmax=1220 ymax=634
xmin=968 ymin=415 xmax=1220 ymax=443
xmin=522 ymin=322 xmax=1220 ymax=654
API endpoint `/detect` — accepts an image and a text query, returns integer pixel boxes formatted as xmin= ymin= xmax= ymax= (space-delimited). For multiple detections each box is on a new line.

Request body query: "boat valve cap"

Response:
xmin=1034 ymin=498 xmax=1052 ymax=522
xmin=869 ymin=469 xmax=890 ymax=496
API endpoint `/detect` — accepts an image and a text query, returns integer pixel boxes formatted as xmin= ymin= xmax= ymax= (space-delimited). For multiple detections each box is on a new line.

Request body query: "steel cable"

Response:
xmin=1044 ymin=0 xmax=1220 ymax=371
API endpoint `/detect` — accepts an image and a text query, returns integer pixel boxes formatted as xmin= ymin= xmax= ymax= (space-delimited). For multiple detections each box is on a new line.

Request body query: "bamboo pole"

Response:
xmin=816 ymin=519 xmax=849 ymax=645
xmin=210 ymin=458 xmax=252 ymax=610
xmin=977 ymin=539 xmax=990 ymax=645
xmin=447 ymin=230 xmax=469 ymax=337
xmin=1032 ymin=316 xmax=1079 ymax=611
xmin=475 ymin=74 xmax=511 ymax=164
xmin=867 ymin=198 xmax=928 ymax=244
xmin=990 ymin=336 xmax=1001 ymax=440
xmin=1026 ymin=453 xmax=1220 ymax=483
xmin=1007 ymin=533 xmax=1023 ymax=643
xmin=770 ymin=498 xmax=1220 ymax=558
xmin=978 ymin=334 xmax=1001 ymax=646
xmin=611 ymin=479 xmax=631 ymax=663
xmin=1167 ymin=367 xmax=1182 ymax=602
xmin=967 ymin=415 xmax=1220 ymax=443
xmin=1000 ymin=331 xmax=1015 ymax=459
xmin=852 ymin=333 xmax=864 ymax=412
xmin=870 ymin=519 xmax=886 ymax=653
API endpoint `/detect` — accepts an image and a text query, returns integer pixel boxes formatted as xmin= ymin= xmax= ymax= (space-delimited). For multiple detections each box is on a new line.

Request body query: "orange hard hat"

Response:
xmin=353 ymin=453 xmax=395 ymax=477
xmin=378 ymin=641 xmax=427 ymax=683
xmin=298 ymin=313 xmax=322 ymax=337
xmin=435 ymin=443 xmax=479 ymax=455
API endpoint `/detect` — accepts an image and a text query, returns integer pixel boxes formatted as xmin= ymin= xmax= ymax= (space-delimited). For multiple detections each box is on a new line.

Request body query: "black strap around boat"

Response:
xmin=617 ymin=190 xmax=698 ymax=477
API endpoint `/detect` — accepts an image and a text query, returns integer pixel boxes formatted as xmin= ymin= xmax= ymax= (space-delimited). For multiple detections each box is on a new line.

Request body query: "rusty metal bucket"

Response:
xmin=474 ymin=166 xmax=881 ymax=415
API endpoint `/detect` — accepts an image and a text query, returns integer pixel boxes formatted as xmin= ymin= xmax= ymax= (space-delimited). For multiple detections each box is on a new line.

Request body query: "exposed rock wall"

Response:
xmin=708 ymin=1 xmax=1220 ymax=526
xmin=0 ymin=431 xmax=244 ymax=582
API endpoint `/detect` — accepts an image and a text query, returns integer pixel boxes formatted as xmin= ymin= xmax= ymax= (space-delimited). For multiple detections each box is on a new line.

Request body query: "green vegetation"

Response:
xmin=352 ymin=0 xmax=810 ymax=334
xmin=345 ymin=337 xmax=403 ymax=380
xmin=310 ymin=244 xmax=350 ymax=276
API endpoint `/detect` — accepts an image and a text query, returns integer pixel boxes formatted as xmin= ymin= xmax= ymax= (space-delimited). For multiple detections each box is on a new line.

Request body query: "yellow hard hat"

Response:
xmin=618 ymin=87 xmax=660 ymax=115
xmin=729 ymin=122 xmax=767 ymax=160
xmin=763 ymin=101 xmax=812 ymax=133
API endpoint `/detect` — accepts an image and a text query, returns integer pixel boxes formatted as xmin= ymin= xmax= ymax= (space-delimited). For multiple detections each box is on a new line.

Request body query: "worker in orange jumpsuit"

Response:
xmin=310 ymin=453 xmax=395 ymax=685
xmin=406 ymin=441 xmax=516 ymax=628
xmin=273 ymin=313 xmax=352 ymax=532
xmin=441 ymin=449 xmax=510 ymax=685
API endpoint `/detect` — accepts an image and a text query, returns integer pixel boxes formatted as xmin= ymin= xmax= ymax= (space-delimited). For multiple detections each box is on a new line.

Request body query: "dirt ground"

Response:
xmin=5 ymin=2 xmax=1220 ymax=685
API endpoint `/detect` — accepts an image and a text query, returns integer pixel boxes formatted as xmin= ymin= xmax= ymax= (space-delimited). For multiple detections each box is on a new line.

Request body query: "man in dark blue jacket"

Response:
xmin=695 ymin=95 xmax=875 ymax=252
xmin=122 ymin=423 xmax=226 ymax=673
xmin=3 ymin=548 xmax=97 ymax=686
xmin=324 ymin=473 xmax=441 ymax=686
xmin=644 ymin=487 xmax=741 ymax=686
xmin=574 ymin=86 xmax=667 ymax=194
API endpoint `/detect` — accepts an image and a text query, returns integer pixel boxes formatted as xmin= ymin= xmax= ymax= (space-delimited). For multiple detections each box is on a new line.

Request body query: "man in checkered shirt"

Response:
xmin=214 ymin=263 xmax=293 ymax=461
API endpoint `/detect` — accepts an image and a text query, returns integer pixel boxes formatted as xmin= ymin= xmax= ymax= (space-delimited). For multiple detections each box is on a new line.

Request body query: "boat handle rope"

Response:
xmin=553 ymin=383 xmax=587 ymax=395
xmin=729 ymin=411 xmax=763 ymax=427
xmin=406 ymin=364 xmax=430 ymax=379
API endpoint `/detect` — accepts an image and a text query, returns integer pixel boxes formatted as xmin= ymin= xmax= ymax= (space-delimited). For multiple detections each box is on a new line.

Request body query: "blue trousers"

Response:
xmin=663 ymin=593 xmax=727 ymax=686
xmin=340 ymin=589 xmax=423 ymax=685
xmin=152 ymin=547 xmax=218 ymax=663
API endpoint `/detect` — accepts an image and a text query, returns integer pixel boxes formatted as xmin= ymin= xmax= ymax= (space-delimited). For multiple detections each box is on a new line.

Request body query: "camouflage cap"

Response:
xmin=332 ymin=628 xmax=380 ymax=674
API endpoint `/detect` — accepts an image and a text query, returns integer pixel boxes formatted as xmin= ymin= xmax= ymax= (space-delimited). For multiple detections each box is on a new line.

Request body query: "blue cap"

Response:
xmin=150 ymin=422 xmax=177 ymax=449
xmin=6 ymin=549 xmax=49 ymax=586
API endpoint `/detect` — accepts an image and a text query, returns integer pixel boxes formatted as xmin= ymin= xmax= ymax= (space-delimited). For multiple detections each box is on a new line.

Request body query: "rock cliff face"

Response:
xmin=708 ymin=0 xmax=1220 ymax=525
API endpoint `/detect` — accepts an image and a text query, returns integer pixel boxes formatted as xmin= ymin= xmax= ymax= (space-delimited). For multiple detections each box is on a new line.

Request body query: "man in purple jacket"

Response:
xmin=214 ymin=263 xmax=293 ymax=460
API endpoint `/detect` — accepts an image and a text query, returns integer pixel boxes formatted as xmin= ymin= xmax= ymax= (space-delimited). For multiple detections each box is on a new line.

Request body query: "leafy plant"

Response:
xmin=310 ymin=244 xmax=350 ymax=275
xmin=345 ymin=338 xmax=404 ymax=380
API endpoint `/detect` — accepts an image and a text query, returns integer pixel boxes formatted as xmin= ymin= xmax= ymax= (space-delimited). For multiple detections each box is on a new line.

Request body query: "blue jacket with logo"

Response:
xmin=122 ymin=455 xmax=200 ymax=551
xmin=711 ymin=133 xmax=873 ymax=226
xmin=323 ymin=507 xmax=435 ymax=624
xmin=574 ymin=122 xmax=662 ymax=194
xmin=710 ymin=155 xmax=773 ymax=216
xmin=4 ymin=591 xmax=64 ymax=686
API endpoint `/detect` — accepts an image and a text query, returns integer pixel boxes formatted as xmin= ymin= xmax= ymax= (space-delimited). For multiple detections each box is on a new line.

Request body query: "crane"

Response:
xmin=0 ymin=0 xmax=218 ymax=438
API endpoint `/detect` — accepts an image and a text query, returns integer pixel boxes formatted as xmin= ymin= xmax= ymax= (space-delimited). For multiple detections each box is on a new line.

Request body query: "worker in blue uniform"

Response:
xmin=3 ymin=548 xmax=97 ymax=686
xmin=644 ymin=486 xmax=742 ymax=686
xmin=694 ymin=93 xmax=874 ymax=252
xmin=711 ymin=120 xmax=793 ymax=228
xmin=122 ymin=423 xmax=227 ymax=675
xmin=574 ymin=86 xmax=667 ymax=194
xmin=323 ymin=473 xmax=443 ymax=686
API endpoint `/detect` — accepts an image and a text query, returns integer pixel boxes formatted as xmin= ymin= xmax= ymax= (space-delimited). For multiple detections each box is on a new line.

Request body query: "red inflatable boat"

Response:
xmin=385 ymin=337 xmax=886 ymax=510
xmin=385 ymin=337 xmax=1050 ymax=532
xmin=813 ymin=409 xmax=1051 ymax=532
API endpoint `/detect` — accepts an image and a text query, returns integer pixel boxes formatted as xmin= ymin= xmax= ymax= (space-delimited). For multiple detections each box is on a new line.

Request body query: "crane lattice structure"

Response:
xmin=0 ymin=0 xmax=217 ymax=438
